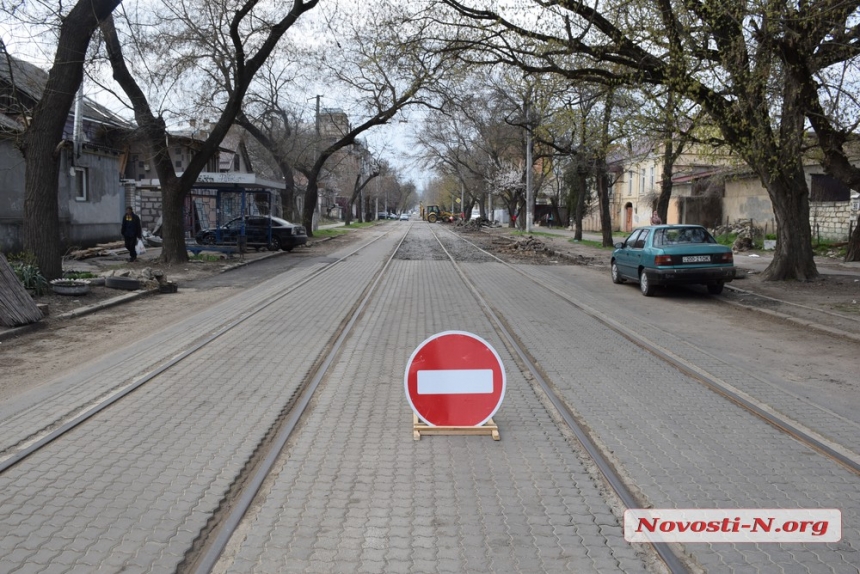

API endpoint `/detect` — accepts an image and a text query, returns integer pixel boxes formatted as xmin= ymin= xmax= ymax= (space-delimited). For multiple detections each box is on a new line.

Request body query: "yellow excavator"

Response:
xmin=421 ymin=205 xmax=454 ymax=223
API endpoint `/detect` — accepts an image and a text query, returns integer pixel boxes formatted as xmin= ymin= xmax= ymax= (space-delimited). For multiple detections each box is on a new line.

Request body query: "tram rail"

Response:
xmin=0 ymin=228 xmax=397 ymax=474
xmin=437 ymin=225 xmax=860 ymax=478
xmin=2 ymin=221 xmax=853 ymax=573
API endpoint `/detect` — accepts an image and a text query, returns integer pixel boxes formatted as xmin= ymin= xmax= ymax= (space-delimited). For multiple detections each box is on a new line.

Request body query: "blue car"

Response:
xmin=611 ymin=225 xmax=735 ymax=296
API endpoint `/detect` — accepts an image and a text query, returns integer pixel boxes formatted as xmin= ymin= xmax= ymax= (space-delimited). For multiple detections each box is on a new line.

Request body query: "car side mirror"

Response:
xmin=614 ymin=242 xmax=624 ymax=249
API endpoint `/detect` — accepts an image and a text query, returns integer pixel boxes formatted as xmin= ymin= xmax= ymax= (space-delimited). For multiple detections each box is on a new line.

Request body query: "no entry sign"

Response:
xmin=404 ymin=331 xmax=506 ymax=427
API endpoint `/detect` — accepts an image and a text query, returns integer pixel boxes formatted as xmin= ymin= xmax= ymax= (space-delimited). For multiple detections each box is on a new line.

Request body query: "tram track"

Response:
xmin=2 ymin=222 xmax=852 ymax=573
xmin=0 ymin=228 xmax=398 ymax=474
xmin=438 ymin=226 xmax=860 ymax=477
xmin=180 ymin=226 xmax=412 ymax=573
xmin=191 ymin=222 xmax=856 ymax=574
xmin=427 ymin=225 xmax=690 ymax=574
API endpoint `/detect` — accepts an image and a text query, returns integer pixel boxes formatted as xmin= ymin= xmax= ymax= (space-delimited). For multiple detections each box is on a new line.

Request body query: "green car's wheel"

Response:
xmin=611 ymin=260 xmax=624 ymax=284
xmin=639 ymin=270 xmax=656 ymax=296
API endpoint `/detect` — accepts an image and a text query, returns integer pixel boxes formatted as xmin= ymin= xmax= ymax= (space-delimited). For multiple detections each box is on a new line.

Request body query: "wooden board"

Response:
xmin=412 ymin=414 xmax=500 ymax=441
xmin=0 ymin=254 xmax=43 ymax=327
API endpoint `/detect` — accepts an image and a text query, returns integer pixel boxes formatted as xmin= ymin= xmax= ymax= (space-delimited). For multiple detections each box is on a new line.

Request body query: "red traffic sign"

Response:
xmin=404 ymin=331 xmax=506 ymax=427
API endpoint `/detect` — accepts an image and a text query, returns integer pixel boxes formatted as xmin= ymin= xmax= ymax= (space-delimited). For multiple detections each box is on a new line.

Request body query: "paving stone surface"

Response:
xmin=221 ymin=226 xmax=649 ymax=573
xmin=0 ymin=233 xmax=398 ymax=573
xmin=523 ymin=262 xmax=860 ymax=458
xmin=0 ymin=260 xmax=327 ymax=454
xmin=5 ymin=224 xmax=853 ymax=573
xmin=460 ymin=250 xmax=859 ymax=573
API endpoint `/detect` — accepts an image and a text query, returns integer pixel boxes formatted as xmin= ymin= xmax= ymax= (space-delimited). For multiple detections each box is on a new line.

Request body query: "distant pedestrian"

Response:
xmin=121 ymin=207 xmax=143 ymax=262
xmin=650 ymin=210 xmax=662 ymax=225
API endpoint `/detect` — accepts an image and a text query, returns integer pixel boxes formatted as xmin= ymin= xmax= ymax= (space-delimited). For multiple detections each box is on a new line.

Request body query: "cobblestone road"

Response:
xmin=219 ymin=225 xmax=649 ymax=573
xmin=0 ymin=231 xmax=395 ymax=573
xmin=1 ymin=223 xmax=856 ymax=573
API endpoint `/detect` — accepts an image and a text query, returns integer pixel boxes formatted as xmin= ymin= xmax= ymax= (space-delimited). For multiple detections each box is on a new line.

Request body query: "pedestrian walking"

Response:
xmin=650 ymin=210 xmax=662 ymax=225
xmin=121 ymin=207 xmax=143 ymax=262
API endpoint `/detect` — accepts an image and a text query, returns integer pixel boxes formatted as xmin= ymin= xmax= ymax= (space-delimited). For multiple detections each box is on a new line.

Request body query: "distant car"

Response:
xmin=387 ymin=212 xmax=398 ymax=219
xmin=610 ymin=225 xmax=735 ymax=296
xmin=399 ymin=213 xmax=409 ymax=221
xmin=196 ymin=215 xmax=307 ymax=252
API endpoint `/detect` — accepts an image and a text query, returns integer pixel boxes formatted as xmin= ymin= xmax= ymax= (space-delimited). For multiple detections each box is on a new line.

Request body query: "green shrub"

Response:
xmin=11 ymin=260 xmax=48 ymax=295
xmin=714 ymin=233 xmax=737 ymax=246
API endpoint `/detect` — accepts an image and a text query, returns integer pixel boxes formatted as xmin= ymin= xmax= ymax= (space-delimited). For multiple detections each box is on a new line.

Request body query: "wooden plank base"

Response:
xmin=412 ymin=414 xmax=500 ymax=441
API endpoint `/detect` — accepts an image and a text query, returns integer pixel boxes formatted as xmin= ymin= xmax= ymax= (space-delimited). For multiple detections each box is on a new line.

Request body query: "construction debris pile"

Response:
xmin=66 ymin=241 xmax=127 ymax=260
xmin=497 ymin=236 xmax=551 ymax=254
xmin=710 ymin=219 xmax=759 ymax=252
xmin=455 ymin=218 xmax=496 ymax=232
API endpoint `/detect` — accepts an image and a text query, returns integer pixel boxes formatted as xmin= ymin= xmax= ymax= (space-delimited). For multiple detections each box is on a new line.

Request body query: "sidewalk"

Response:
xmin=0 ymin=237 xmax=329 ymax=342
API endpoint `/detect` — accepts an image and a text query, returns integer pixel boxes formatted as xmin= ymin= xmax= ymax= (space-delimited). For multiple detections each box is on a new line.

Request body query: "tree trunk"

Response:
xmin=573 ymin=171 xmax=587 ymax=241
xmin=302 ymin=176 xmax=319 ymax=236
xmin=657 ymin=140 xmax=675 ymax=223
xmin=160 ymin=182 xmax=189 ymax=262
xmin=20 ymin=0 xmax=122 ymax=280
xmin=760 ymin=167 xmax=819 ymax=281
xmin=847 ymin=215 xmax=860 ymax=262
xmin=596 ymin=169 xmax=613 ymax=246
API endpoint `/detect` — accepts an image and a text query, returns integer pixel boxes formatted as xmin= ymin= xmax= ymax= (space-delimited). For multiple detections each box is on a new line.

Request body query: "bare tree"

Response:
xmin=433 ymin=0 xmax=860 ymax=280
xmin=6 ymin=0 xmax=122 ymax=279
xmin=100 ymin=0 xmax=319 ymax=263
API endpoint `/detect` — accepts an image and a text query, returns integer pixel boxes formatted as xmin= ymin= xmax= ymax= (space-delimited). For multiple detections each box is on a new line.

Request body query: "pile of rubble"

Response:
xmin=455 ymin=218 xmax=496 ymax=232
xmin=498 ymin=236 xmax=550 ymax=254
xmin=710 ymin=219 xmax=760 ymax=252
xmin=66 ymin=241 xmax=127 ymax=260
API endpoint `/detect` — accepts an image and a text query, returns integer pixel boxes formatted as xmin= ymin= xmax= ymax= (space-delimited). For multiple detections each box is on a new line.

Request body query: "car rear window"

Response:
xmin=654 ymin=227 xmax=714 ymax=246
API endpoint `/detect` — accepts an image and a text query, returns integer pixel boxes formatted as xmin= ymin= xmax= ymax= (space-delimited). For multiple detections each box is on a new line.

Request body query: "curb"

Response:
xmin=0 ymin=250 xmax=288 ymax=343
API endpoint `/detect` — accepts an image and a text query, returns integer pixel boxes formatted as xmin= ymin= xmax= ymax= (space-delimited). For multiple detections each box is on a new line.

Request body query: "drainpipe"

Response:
xmin=72 ymin=83 xmax=84 ymax=161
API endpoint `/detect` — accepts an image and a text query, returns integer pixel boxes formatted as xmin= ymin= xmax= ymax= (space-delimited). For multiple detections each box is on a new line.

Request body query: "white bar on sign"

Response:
xmin=417 ymin=369 xmax=493 ymax=394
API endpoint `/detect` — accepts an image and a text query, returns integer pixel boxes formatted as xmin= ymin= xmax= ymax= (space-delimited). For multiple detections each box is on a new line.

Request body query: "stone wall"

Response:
xmin=810 ymin=201 xmax=857 ymax=241
xmin=138 ymin=190 xmax=163 ymax=231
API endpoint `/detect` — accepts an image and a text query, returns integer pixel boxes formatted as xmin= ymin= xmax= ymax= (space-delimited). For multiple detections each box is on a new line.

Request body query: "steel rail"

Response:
xmin=0 ymin=229 xmax=396 ymax=475
xmin=429 ymin=226 xmax=690 ymax=574
xmin=189 ymin=224 xmax=413 ymax=574
xmin=445 ymin=226 xmax=860 ymax=478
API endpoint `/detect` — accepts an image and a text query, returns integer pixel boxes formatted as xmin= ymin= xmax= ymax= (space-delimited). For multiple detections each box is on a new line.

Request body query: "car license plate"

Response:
xmin=682 ymin=255 xmax=711 ymax=263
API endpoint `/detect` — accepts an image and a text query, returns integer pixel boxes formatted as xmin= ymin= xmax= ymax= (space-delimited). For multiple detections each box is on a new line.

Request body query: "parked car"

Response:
xmin=610 ymin=225 xmax=735 ymax=296
xmin=377 ymin=212 xmax=389 ymax=220
xmin=195 ymin=215 xmax=307 ymax=252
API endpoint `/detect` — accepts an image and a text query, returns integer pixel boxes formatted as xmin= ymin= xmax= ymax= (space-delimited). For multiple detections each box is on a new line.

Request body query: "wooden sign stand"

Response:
xmin=412 ymin=414 xmax=500 ymax=441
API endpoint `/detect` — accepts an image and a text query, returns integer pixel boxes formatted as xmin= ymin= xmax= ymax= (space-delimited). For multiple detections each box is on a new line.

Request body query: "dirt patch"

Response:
xmin=37 ymin=258 xmax=241 ymax=319
xmin=731 ymin=270 xmax=860 ymax=313
xmin=462 ymin=228 xmax=601 ymax=266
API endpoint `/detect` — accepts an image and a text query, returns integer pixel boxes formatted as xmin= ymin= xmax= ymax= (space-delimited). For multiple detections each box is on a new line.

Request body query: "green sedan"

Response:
xmin=611 ymin=225 xmax=736 ymax=296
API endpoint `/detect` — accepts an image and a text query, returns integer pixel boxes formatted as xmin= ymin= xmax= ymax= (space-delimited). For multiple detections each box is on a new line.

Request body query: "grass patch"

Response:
xmin=63 ymin=271 xmax=98 ymax=279
xmin=714 ymin=232 xmax=736 ymax=247
xmin=512 ymin=230 xmax=558 ymax=239
xmin=313 ymin=228 xmax=350 ymax=238
xmin=189 ymin=253 xmax=222 ymax=262
xmin=569 ymin=238 xmax=616 ymax=250
xmin=813 ymin=242 xmax=848 ymax=258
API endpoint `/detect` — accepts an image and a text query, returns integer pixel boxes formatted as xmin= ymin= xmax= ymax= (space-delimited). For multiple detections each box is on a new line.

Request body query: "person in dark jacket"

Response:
xmin=121 ymin=207 xmax=143 ymax=262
